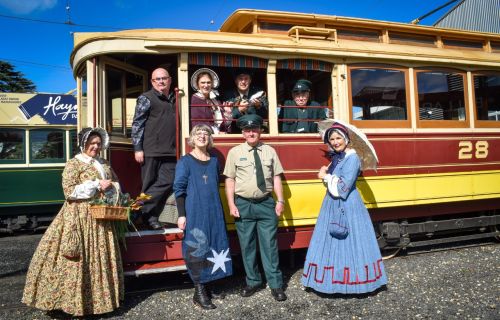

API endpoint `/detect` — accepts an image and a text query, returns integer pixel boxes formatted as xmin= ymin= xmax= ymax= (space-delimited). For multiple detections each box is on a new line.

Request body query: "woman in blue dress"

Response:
xmin=174 ymin=124 xmax=232 ymax=309
xmin=302 ymin=122 xmax=387 ymax=294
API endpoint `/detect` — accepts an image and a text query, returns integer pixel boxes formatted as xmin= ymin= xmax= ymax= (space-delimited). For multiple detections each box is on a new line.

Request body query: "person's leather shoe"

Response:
xmin=240 ymin=285 xmax=262 ymax=297
xmin=147 ymin=219 xmax=163 ymax=230
xmin=207 ymin=287 xmax=226 ymax=300
xmin=193 ymin=284 xmax=216 ymax=310
xmin=271 ymin=288 xmax=287 ymax=301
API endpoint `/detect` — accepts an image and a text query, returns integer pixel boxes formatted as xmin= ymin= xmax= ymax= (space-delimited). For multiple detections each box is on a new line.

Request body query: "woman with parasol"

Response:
xmin=301 ymin=120 xmax=387 ymax=294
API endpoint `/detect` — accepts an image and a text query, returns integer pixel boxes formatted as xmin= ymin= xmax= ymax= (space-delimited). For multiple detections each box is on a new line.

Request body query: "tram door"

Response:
xmin=102 ymin=55 xmax=180 ymax=197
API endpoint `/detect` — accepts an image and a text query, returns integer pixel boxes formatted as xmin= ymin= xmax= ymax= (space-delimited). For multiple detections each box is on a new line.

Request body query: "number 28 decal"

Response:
xmin=458 ymin=141 xmax=489 ymax=159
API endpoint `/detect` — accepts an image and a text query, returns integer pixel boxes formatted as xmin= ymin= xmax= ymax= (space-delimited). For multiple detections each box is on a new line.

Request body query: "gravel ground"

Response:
xmin=0 ymin=234 xmax=498 ymax=320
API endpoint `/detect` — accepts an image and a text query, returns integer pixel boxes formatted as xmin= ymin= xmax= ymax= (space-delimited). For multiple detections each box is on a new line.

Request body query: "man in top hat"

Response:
xmin=223 ymin=69 xmax=268 ymax=132
xmin=223 ymin=114 xmax=287 ymax=302
xmin=279 ymin=79 xmax=326 ymax=133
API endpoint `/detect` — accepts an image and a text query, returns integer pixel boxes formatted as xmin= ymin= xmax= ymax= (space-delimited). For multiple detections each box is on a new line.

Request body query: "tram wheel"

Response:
xmin=381 ymin=247 xmax=401 ymax=260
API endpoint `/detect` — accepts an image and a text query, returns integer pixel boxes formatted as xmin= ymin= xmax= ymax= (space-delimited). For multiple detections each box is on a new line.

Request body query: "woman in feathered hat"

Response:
xmin=301 ymin=122 xmax=387 ymax=294
xmin=23 ymin=127 xmax=124 ymax=316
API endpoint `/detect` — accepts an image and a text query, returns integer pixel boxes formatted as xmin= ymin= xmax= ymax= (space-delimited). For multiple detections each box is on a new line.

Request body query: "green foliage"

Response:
xmin=0 ymin=60 xmax=36 ymax=93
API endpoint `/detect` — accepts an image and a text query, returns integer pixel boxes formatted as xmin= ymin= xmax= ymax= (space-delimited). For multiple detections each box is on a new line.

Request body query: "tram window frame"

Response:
xmin=29 ymin=129 xmax=66 ymax=164
xmin=188 ymin=63 xmax=269 ymax=135
xmin=414 ymin=68 xmax=470 ymax=128
xmin=471 ymin=71 xmax=500 ymax=128
xmin=275 ymin=59 xmax=333 ymax=135
xmin=0 ymin=128 xmax=25 ymax=164
xmin=70 ymin=130 xmax=79 ymax=157
xmin=348 ymin=64 xmax=411 ymax=129
xmin=103 ymin=60 xmax=148 ymax=138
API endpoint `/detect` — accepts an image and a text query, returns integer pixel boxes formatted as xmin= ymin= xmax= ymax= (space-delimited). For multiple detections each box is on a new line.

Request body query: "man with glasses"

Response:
xmin=223 ymin=114 xmax=287 ymax=302
xmin=132 ymin=68 xmax=176 ymax=230
xmin=278 ymin=79 xmax=326 ymax=133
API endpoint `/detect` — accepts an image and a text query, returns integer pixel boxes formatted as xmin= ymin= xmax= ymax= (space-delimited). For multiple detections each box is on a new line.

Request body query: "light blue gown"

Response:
xmin=302 ymin=150 xmax=387 ymax=294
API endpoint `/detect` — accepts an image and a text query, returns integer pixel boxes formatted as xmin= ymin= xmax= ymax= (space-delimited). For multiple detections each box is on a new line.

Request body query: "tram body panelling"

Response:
xmin=0 ymin=93 xmax=77 ymax=232
xmin=70 ymin=9 xmax=500 ymax=274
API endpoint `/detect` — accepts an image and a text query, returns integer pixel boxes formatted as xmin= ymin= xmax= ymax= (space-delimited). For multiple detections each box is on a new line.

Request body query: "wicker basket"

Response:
xmin=90 ymin=183 xmax=128 ymax=221
xmin=90 ymin=205 xmax=128 ymax=221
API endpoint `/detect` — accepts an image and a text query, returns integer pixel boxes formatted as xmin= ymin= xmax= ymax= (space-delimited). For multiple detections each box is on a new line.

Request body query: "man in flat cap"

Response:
xmin=278 ymin=79 xmax=326 ymax=133
xmin=223 ymin=69 xmax=268 ymax=132
xmin=223 ymin=114 xmax=287 ymax=302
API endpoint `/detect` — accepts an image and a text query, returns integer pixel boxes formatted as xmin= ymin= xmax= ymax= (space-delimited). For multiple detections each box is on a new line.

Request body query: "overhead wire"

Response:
xmin=0 ymin=13 xmax=122 ymax=30
xmin=0 ymin=57 xmax=71 ymax=70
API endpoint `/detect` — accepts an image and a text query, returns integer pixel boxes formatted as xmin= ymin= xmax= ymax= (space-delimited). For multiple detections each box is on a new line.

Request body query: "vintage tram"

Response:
xmin=69 ymin=9 xmax=500 ymax=275
xmin=0 ymin=92 xmax=77 ymax=232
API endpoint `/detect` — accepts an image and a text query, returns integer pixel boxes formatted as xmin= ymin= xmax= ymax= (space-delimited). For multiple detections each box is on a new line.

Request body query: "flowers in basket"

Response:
xmin=90 ymin=190 xmax=151 ymax=222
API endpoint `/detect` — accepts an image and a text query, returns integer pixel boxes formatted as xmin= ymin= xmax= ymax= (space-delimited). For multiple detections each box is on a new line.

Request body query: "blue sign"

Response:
xmin=18 ymin=94 xmax=77 ymax=125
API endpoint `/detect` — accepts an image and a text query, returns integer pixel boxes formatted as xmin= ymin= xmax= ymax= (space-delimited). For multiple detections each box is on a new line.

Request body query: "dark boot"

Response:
xmin=207 ymin=284 xmax=226 ymax=300
xmin=193 ymin=283 xmax=216 ymax=309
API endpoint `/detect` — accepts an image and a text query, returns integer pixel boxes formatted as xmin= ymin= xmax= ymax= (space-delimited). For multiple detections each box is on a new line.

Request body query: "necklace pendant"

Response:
xmin=202 ymin=174 xmax=208 ymax=184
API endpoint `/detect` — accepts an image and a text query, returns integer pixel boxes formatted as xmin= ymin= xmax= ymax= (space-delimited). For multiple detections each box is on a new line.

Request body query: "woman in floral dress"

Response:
xmin=22 ymin=127 xmax=124 ymax=316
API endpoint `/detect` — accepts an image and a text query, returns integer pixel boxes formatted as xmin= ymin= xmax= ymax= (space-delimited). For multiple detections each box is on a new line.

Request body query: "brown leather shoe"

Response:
xmin=240 ymin=285 xmax=262 ymax=297
xmin=271 ymin=288 xmax=287 ymax=301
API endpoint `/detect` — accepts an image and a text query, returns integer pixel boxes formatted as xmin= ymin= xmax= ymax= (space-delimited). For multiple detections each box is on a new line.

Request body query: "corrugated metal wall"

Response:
xmin=434 ymin=0 xmax=500 ymax=33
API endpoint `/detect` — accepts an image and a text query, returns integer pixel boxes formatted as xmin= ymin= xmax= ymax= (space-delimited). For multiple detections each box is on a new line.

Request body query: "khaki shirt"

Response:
xmin=224 ymin=142 xmax=284 ymax=199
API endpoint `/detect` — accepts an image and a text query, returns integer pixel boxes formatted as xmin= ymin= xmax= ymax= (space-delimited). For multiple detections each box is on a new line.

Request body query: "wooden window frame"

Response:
xmin=442 ymin=38 xmax=485 ymax=51
xmin=414 ymin=67 xmax=470 ymax=129
xmin=471 ymin=71 xmax=500 ymax=128
xmin=0 ymin=128 xmax=25 ymax=164
xmin=348 ymin=64 xmax=412 ymax=129
xmin=29 ymin=128 xmax=66 ymax=164
xmin=389 ymin=32 xmax=437 ymax=47
xmin=333 ymin=26 xmax=381 ymax=43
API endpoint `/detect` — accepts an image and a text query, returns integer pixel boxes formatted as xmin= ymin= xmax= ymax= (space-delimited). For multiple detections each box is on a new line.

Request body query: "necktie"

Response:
xmin=253 ymin=147 xmax=266 ymax=192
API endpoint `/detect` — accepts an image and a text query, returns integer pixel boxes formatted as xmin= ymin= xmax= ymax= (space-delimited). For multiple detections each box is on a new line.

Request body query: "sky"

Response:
xmin=0 ymin=0 xmax=457 ymax=94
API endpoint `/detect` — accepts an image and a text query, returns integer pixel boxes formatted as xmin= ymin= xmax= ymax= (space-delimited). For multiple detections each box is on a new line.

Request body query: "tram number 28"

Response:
xmin=458 ymin=141 xmax=489 ymax=159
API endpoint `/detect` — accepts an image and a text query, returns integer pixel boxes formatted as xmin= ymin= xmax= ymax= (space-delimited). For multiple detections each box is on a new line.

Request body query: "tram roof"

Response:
xmin=70 ymin=9 xmax=500 ymax=74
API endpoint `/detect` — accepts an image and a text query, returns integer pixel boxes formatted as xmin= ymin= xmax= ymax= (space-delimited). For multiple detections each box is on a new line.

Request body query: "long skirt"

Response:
xmin=301 ymin=194 xmax=387 ymax=294
xmin=22 ymin=201 xmax=124 ymax=316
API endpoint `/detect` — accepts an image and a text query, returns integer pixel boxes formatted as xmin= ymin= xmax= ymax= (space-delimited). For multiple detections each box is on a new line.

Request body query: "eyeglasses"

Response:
xmin=153 ymin=76 xmax=171 ymax=82
xmin=195 ymin=131 xmax=210 ymax=137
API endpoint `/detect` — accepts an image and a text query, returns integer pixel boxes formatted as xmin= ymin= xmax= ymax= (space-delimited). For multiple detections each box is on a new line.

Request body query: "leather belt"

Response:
xmin=236 ymin=194 xmax=270 ymax=203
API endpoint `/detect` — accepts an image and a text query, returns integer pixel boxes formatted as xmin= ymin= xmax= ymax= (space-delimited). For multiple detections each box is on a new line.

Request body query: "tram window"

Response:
xmin=0 ymin=129 xmax=25 ymax=163
xmin=335 ymin=28 xmax=381 ymax=42
xmin=276 ymin=63 xmax=331 ymax=134
xmin=105 ymin=65 xmax=145 ymax=137
xmin=416 ymin=70 xmax=467 ymax=123
xmin=349 ymin=67 xmax=408 ymax=122
xmin=189 ymin=64 xmax=268 ymax=134
xmin=491 ymin=42 xmax=500 ymax=53
xmin=389 ymin=32 xmax=436 ymax=47
xmin=473 ymin=73 xmax=500 ymax=122
xmin=30 ymin=129 xmax=65 ymax=163
xmin=78 ymin=69 xmax=88 ymax=129
xmin=107 ymin=67 xmax=124 ymax=135
xmin=442 ymin=39 xmax=484 ymax=51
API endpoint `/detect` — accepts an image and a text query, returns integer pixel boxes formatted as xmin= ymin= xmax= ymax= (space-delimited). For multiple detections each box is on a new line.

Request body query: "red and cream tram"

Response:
xmin=70 ymin=9 xmax=500 ymax=275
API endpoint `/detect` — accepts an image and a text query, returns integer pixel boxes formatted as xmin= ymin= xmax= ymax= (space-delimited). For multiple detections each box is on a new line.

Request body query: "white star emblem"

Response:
xmin=206 ymin=248 xmax=231 ymax=274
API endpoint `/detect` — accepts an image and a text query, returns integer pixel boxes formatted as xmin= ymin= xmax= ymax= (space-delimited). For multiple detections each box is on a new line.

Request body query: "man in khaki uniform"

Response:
xmin=223 ymin=114 xmax=287 ymax=302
